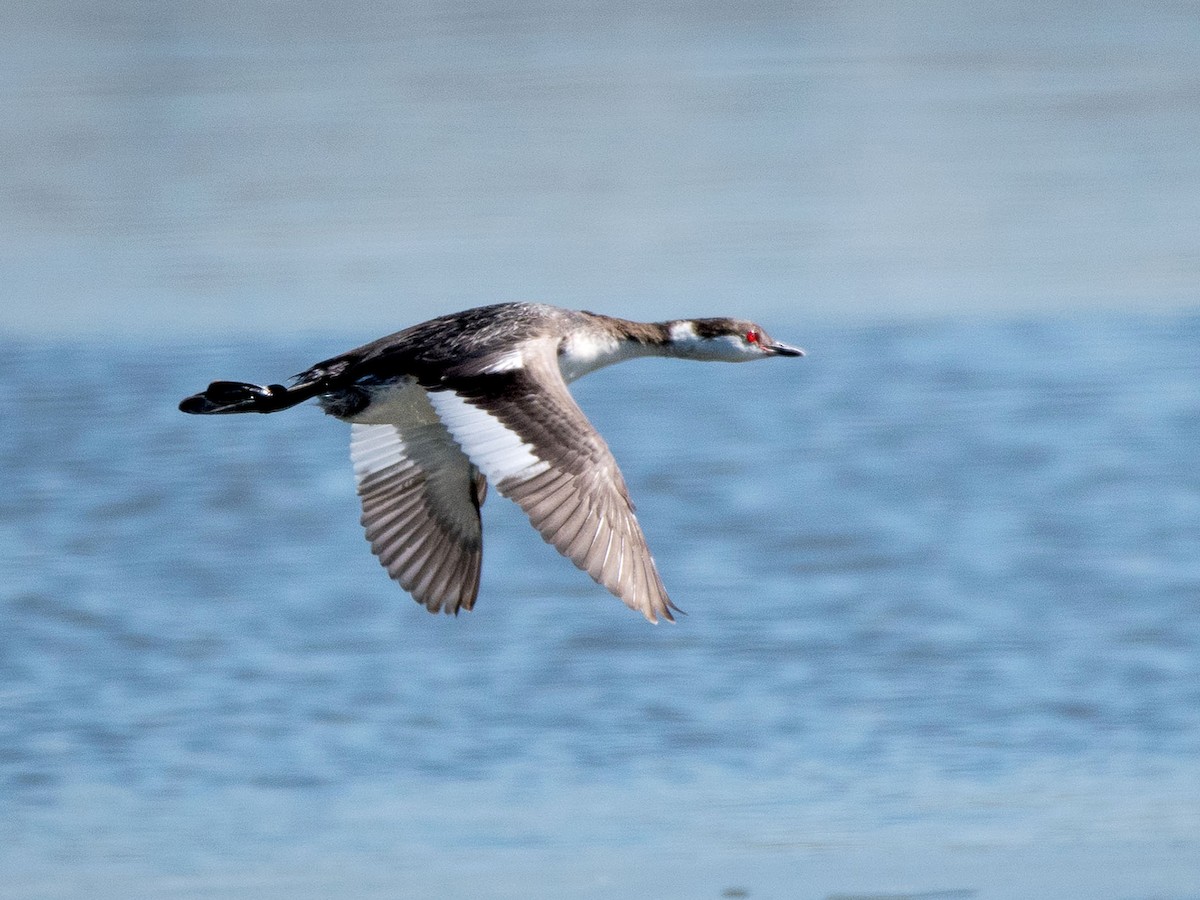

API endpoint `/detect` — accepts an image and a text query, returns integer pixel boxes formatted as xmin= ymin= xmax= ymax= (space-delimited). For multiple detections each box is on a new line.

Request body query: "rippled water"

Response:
xmin=2 ymin=314 xmax=1198 ymax=898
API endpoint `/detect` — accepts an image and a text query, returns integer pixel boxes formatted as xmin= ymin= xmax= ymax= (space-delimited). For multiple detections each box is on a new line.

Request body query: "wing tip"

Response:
xmin=411 ymin=557 xmax=482 ymax=616
xmin=642 ymin=597 xmax=685 ymax=624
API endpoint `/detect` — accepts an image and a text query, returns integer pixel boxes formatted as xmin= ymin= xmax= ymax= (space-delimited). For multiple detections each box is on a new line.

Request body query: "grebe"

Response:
xmin=180 ymin=303 xmax=803 ymax=622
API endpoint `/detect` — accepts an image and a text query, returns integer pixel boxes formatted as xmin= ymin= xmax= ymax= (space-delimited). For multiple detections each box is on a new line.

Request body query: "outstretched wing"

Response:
xmin=349 ymin=381 xmax=487 ymax=614
xmin=425 ymin=340 xmax=677 ymax=622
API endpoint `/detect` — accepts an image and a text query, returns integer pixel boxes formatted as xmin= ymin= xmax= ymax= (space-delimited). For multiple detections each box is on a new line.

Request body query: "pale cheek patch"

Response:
xmin=721 ymin=334 xmax=750 ymax=354
xmin=706 ymin=333 xmax=758 ymax=361
xmin=428 ymin=389 xmax=550 ymax=483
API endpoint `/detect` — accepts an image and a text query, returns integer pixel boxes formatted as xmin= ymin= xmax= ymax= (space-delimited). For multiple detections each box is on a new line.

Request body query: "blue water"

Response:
xmin=2 ymin=315 xmax=1198 ymax=898
xmin=3 ymin=3 xmax=1200 ymax=894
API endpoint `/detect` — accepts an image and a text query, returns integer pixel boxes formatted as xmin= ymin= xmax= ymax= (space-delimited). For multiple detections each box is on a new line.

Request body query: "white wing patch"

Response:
xmin=427 ymin=389 xmax=550 ymax=485
xmin=350 ymin=421 xmax=483 ymax=539
xmin=350 ymin=421 xmax=407 ymax=480
xmin=347 ymin=394 xmax=486 ymax=613
xmin=481 ymin=349 xmax=525 ymax=374
xmin=428 ymin=347 xmax=678 ymax=623
xmin=340 ymin=348 xmax=675 ymax=622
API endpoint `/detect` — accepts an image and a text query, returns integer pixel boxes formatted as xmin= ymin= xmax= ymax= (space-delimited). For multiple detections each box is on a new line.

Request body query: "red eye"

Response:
xmin=746 ymin=331 xmax=759 ymax=343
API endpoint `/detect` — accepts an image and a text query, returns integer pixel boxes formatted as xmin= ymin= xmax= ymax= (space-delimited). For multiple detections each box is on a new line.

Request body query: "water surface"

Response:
xmin=1 ymin=315 xmax=1198 ymax=898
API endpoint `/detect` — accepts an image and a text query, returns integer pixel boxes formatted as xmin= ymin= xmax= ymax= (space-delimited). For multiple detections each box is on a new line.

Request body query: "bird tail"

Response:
xmin=179 ymin=379 xmax=323 ymax=415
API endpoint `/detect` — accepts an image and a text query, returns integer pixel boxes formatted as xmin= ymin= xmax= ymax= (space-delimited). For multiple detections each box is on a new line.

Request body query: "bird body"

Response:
xmin=180 ymin=303 xmax=803 ymax=621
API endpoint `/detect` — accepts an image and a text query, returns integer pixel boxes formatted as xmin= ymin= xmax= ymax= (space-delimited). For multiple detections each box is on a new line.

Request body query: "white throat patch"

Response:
xmin=558 ymin=331 xmax=642 ymax=382
xmin=668 ymin=321 xmax=699 ymax=343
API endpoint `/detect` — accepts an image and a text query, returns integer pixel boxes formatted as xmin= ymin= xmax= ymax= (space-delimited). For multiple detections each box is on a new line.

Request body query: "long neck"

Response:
xmin=557 ymin=315 xmax=675 ymax=382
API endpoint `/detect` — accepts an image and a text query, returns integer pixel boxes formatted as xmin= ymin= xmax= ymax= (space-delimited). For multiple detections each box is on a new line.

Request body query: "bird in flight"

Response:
xmin=180 ymin=303 xmax=803 ymax=621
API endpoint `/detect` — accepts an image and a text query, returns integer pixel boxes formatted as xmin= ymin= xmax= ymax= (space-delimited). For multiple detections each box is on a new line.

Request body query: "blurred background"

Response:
xmin=2 ymin=2 xmax=1198 ymax=898
xmin=4 ymin=0 xmax=1197 ymax=333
